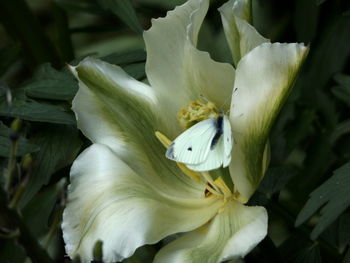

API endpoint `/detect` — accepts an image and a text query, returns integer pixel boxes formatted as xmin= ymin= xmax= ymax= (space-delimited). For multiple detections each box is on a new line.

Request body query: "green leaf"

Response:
xmin=331 ymin=86 xmax=350 ymax=106
xmin=123 ymin=62 xmax=146 ymax=80
xmin=55 ymin=0 xmax=105 ymax=15
xmin=100 ymin=49 xmax=146 ymax=65
xmin=285 ymin=109 xmax=316 ymax=150
xmin=332 ymin=74 xmax=350 ymax=107
xmin=292 ymin=246 xmax=322 ymax=263
xmin=0 ymin=87 xmax=76 ymax=125
xmin=334 ymin=74 xmax=350 ymax=88
xmin=0 ymin=99 xmax=75 ymax=125
xmin=134 ymin=0 xmax=185 ymax=9
xmin=330 ymin=119 xmax=350 ymax=144
xmin=299 ymin=133 xmax=336 ymax=195
xmin=18 ymin=124 xmax=82 ymax=208
xmin=0 ymin=122 xmax=39 ymax=157
xmin=0 ymin=0 xmax=62 ymax=67
xmin=344 ymin=249 xmax=350 ymax=263
xmin=298 ymin=15 xmax=350 ymax=97
xmin=100 ymin=50 xmax=146 ymax=80
xmin=339 ymin=215 xmax=350 ymax=250
xmin=22 ymin=181 xmax=64 ymax=237
xmin=294 ymin=0 xmax=319 ymax=43
xmin=97 ymin=0 xmax=142 ymax=33
xmin=126 ymin=245 xmax=157 ymax=263
xmin=53 ymin=3 xmax=75 ymax=62
xmin=295 ymin=162 xmax=350 ymax=239
xmin=24 ymin=63 xmax=78 ymax=101
xmin=0 ymin=241 xmax=27 ymax=263
xmin=258 ymin=166 xmax=297 ymax=196
xmin=322 ymin=213 xmax=350 ymax=253
xmin=251 ymin=237 xmax=284 ymax=263
xmin=279 ymin=234 xmax=322 ymax=263
xmin=0 ymin=44 xmax=21 ymax=77
xmin=316 ymin=0 xmax=327 ymax=6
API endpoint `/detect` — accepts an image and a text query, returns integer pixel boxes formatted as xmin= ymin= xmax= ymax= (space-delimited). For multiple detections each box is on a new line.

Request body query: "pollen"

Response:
xmin=177 ymin=100 xmax=219 ymax=129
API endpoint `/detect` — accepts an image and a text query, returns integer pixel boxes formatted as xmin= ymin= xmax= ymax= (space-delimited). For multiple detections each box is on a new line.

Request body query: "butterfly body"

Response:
xmin=210 ymin=116 xmax=223 ymax=149
xmin=166 ymin=115 xmax=233 ymax=172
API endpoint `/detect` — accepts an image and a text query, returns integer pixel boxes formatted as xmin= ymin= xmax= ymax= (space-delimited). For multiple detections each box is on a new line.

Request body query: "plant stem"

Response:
xmin=0 ymin=187 xmax=54 ymax=263
xmin=9 ymin=175 xmax=28 ymax=209
xmin=4 ymin=140 xmax=18 ymax=193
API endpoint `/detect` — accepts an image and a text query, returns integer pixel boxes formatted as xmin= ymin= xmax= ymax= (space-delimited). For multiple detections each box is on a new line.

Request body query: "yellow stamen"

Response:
xmin=197 ymin=224 xmax=209 ymax=234
xmin=205 ymin=184 xmax=224 ymax=197
xmin=155 ymin=131 xmax=201 ymax=182
xmin=213 ymin=177 xmax=232 ymax=198
xmin=201 ymin=171 xmax=221 ymax=194
xmin=177 ymin=163 xmax=202 ymax=182
xmin=178 ymin=100 xmax=219 ymax=129
xmin=155 ymin=131 xmax=230 ymax=199
xmin=233 ymin=190 xmax=245 ymax=202
xmin=155 ymin=131 xmax=171 ymax=148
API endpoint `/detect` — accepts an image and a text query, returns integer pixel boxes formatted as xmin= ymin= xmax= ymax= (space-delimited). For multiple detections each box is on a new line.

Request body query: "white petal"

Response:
xmin=235 ymin=18 xmax=269 ymax=58
xmin=144 ymin=0 xmax=235 ymax=133
xmin=71 ymin=58 xmax=200 ymax=196
xmin=230 ymin=43 xmax=309 ymax=202
xmin=62 ymin=144 xmax=224 ymax=263
xmin=219 ymin=0 xmax=269 ymax=65
xmin=71 ymin=57 xmax=157 ymax=156
xmin=154 ymin=201 xmax=267 ymax=263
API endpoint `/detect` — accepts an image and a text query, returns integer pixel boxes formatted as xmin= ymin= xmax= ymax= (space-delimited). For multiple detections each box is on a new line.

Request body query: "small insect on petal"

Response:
xmin=166 ymin=115 xmax=233 ymax=171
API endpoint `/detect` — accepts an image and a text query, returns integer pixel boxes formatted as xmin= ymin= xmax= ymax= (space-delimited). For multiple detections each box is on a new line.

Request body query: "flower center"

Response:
xmin=177 ymin=100 xmax=220 ymax=129
xmin=156 ymin=99 xmax=233 ymax=199
xmin=155 ymin=131 xmax=232 ymax=199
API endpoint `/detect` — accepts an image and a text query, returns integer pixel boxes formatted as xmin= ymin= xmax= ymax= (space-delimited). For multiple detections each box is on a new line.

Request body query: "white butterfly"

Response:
xmin=166 ymin=115 xmax=233 ymax=172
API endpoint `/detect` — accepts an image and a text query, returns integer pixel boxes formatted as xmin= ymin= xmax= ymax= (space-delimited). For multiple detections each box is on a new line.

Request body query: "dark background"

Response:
xmin=0 ymin=0 xmax=350 ymax=262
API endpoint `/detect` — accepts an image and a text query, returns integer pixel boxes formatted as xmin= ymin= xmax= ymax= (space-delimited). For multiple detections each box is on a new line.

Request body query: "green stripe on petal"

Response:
xmin=62 ymin=144 xmax=224 ymax=263
xmin=154 ymin=201 xmax=267 ymax=263
xmin=229 ymin=43 xmax=309 ymax=202
xmin=219 ymin=0 xmax=269 ymax=66
xmin=72 ymin=57 xmax=202 ymax=197
xmin=72 ymin=57 xmax=157 ymax=154
xmin=144 ymin=0 xmax=235 ymax=134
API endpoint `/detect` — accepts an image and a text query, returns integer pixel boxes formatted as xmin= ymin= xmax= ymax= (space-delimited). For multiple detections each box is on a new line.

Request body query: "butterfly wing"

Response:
xmin=186 ymin=136 xmax=225 ymax=171
xmin=166 ymin=118 xmax=217 ymax=165
xmin=186 ymin=115 xmax=233 ymax=171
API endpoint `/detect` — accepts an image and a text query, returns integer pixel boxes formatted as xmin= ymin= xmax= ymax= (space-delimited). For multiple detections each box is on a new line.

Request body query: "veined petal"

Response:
xmin=235 ymin=18 xmax=270 ymax=60
xmin=144 ymin=0 xmax=235 ymax=134
xmin=230 ymin=43 xmax=309 ymax=202
xmin=62 ymin=144 xmax=224 ymax=263
xmin=71 ymin=57 xmax=201 ymax=197
xmin=71 ymin=57 xmax=157 ymax=155
xmin=219 ymin=0 xmax=269 ymax=66
xmin=154 ymin=201 xmax=267 ymax=263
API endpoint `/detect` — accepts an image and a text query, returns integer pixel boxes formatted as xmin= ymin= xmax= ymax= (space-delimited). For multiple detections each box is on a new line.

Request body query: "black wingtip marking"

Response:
xmin=187 ymin=147 xmax=192 ymax=151
xmin=210 ymin=116 xmax=224 ymax=149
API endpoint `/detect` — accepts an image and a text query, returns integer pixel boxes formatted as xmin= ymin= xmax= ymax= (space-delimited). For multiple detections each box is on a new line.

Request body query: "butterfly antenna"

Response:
xmin=200 ymin=93 xmax=232 ymax=115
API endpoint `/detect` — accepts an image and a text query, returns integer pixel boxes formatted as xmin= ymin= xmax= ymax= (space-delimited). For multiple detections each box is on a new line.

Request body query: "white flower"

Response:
xmin=62 ymin=0 xmax=308 ymax=262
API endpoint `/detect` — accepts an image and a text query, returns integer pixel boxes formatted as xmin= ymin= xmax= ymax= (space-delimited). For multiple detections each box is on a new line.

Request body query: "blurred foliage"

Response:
xmin=0 ymin=0 xmax=350 ymax=262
